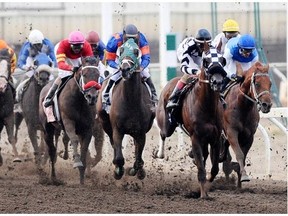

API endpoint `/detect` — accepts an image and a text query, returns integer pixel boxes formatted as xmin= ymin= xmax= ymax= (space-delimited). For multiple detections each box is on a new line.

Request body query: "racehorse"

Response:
xmin=155 ymin=42 xmax=227 ymax=198
xmin=14 ymin=53 xmax=54 ymax=166
xmin=219 ymin=61 xmax=272 ymax=188
xmin=39 ymin=56 xmax=102 ymax=184
xmin=96 ymin=39 xmax=155 ymax=180
xmin=0 ymin=48 xmax=21 ymax=164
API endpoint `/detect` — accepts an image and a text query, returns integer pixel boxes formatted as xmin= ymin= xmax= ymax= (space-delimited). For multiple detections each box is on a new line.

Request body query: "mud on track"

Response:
xmin=0 ymin=118 xmax=287 ymax=214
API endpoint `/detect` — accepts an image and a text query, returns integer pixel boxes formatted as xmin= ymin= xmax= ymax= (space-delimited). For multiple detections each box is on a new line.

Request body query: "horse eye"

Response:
xmin=255 ymin=82 xmax=260 ymax=88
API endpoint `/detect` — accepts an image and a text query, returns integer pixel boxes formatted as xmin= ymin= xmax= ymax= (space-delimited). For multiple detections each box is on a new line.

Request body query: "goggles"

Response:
xmin=70 ymin=43 xmax=83 ymax=51
xmin=225 ymin=32 xmax=239 ymax=40
xmin=240 ymin=48 xmax=253 ymax=55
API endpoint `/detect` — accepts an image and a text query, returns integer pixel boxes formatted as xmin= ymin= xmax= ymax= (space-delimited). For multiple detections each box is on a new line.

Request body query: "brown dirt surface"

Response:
xmin=0 ymin=118 xmax=287 ymax=214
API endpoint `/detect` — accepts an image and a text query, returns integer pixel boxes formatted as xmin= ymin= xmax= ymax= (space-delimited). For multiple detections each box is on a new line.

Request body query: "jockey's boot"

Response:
xmin=43 ymin=82 xmax=59 ymax=108
xmin=145 ymin=77 xmax=158 ymax=105
xmin=220 ymin=77 xmax=231 ymax=109
xmin=166 ymin=80 xmax=185 ymax=110
xmin=102 ymin=79 xmax=115 ymax=106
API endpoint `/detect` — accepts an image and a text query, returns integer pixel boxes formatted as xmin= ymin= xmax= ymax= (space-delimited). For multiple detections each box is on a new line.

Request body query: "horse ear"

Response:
xmin=34 ymin=59 xmax=39 ymax=67
xmin=119 ymin=47 xmax=124 ymax=56
xmin=133 ymin=48 xmax=139 ymax=57
xmin=236 ymin=62 xmax=244 ymax=76
xmin=48 ymin=61 xmax=53 ymax=67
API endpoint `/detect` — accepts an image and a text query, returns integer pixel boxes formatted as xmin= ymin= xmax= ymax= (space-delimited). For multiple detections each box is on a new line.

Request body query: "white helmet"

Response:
xmin=28 ymin=29 xmax=44 ymax=44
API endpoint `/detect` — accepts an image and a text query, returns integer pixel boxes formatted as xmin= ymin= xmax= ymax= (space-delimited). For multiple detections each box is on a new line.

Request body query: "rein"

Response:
xmin=239 ymin=72 xmax=271 ymax=106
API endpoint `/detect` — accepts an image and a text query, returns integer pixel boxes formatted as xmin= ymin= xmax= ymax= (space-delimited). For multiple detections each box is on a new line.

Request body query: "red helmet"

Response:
xmin=68 ymin=31 xmax=85 ymax=44
xmin=86 ymin=31 xmax=100 ymax=44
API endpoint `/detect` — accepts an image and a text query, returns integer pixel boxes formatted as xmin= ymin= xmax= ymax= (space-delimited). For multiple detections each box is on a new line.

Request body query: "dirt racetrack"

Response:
xmin=0 ymin=118 xmax=287 ymax=214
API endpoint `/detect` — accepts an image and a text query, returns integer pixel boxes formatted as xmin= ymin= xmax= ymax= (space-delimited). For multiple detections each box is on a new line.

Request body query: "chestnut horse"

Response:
xmin=39 ymin=56 xmax=102 ymax=184
xmin=96 ymin=39 xmax=155 ymax=180
xmin=219 ymin=61 xmax=272 ymax=188
xmin=156 ymin=43 xmax=227 ymax=198
xmin=14 ymin=53 xmax=53 ymax=166
xmin=0 ymin=48 xmax=21 ymax=164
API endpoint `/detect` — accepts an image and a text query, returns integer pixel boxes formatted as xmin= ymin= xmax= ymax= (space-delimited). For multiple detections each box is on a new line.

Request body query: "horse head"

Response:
xmin=0 ymin=48 xmax=12 ymax=93
xmin=238 ymin=61 xmax=272 ymax=113
xmin=74 ymin=56 xmax=101 ymax=105
xmin=201 ymin=42 xmax=227 ymax=91
xmin=33 ymin=53 xmax=53 ymax=86
xmin=118 ymin=38 xmax=141 ymax=80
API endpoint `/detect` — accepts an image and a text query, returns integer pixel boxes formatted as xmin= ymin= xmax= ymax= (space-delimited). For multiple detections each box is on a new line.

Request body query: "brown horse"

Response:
xmin=96 ymin=39 xmax=155 ymax=180
xmin=155 ymin=43 xmax=227 ymax=198
xmin=14 ymin=53 xmax=54 ymax=166
xmin=0 ymin=48 xmax=21 ymax=164
xmin=219 ymin=61 xmax=272 ymax=188
xmin=39 ymin=56 xmax=102 ymax=184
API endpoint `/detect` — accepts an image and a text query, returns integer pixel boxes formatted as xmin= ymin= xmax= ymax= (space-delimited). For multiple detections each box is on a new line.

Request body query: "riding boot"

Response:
xmin=102 ymin=79 xmax=115 ymax=106
xmin=166 ymin=80 xmax=185 ymax=110
xmin=145 ymin=77 xmax=158 ymax=105
xmin=43 ymin=82 xmax=59 ymax=108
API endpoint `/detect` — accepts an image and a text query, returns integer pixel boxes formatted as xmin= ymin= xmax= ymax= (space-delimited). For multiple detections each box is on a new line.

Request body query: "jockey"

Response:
xmin=166 ymin=28 xmax=212 ymax=110
xmin=222 ymin=33 xmax=258 ymax=90
xmin=85 ymin=30 xmax=106 ymax=62
xmin=43 ymin=30 xmax=95 ymax=108
xmin=17 ymin=29 xmax=57 ymax=77
xmin=0 ymin=39 xmax=17 ymax=74
xmin=212 ymin=19 xmax=241 ymax=54
xmin=103 ymin=24 xmax=158 ymax=106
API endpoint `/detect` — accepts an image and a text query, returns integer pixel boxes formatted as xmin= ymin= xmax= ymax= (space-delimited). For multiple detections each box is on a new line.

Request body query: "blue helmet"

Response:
xmin=237 ymin=34 xmax=256 ymax=49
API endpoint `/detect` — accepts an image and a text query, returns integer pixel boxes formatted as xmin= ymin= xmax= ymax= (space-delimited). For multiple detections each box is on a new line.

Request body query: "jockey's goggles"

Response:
xmin=239 ymin=48 xmax=253 ymax=55
xmin=225 ymin=31 xmax=239 ymax=40
xmin=70 ymin=43 xmax=83 ymax=51
xmin=32 ymin=43 xmax=43 ymax=51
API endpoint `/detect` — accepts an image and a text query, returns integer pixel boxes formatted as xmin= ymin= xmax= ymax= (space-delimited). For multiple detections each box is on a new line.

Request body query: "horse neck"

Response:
xmin=121 ymin=72 xmax=143 ymax=104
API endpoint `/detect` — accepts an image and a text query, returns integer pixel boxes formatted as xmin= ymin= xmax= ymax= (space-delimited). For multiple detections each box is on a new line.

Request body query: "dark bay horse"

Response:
xmin=0 ymin=48 xmax=21 ymax=163
xmin=155 ymin=43 xmax=227 ymax=198
xmin=14 ymin=53 xmax=53 ymax=166
xmin=96 ymin=39 xmax=155 ymax=180
xmin=39 ymin=56 xmax=102 ymax=184
xmin=219 ymin=61 xmax=272 ymax=188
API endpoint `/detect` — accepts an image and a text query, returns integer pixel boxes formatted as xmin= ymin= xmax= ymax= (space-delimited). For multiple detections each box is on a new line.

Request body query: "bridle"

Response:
xmin=239 ymin=71 xmax=271 ymax=109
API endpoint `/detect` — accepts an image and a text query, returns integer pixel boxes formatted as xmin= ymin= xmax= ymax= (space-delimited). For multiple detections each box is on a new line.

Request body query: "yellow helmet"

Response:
xmin=222 ymin=19 xmax=239 ymax=32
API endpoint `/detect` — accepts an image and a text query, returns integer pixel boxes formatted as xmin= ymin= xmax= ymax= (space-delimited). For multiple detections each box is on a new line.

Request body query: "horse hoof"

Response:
xmin=114 ymin=167 xmax=124 ymax=180
xmin=127 ymin=167 xmax=137 ymax=176
xmin=240 ymin=175 xmax=250 ymax=182
xmin=13 ymin=157 xmax=22 ymax=163
xmin=73 ymin=161 xmax=84 ymax=168
xmin=137 ymin=168 xmax=146 ymax=180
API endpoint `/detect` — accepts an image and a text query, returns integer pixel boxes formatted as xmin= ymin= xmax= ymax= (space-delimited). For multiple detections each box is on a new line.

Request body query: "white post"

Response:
xmin=101 ymin=3 xmax=113 ymax=44
xmin=159 ymin=3 xmax=171 ymax=90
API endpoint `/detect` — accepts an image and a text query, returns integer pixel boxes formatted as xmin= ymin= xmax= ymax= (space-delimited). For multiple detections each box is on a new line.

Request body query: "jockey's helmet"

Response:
xmin=222 ymin=19 xmax=239 ymax=32
xmin=69 ymin=31 xmax=85 ymax=54
xmin=238 ymin=34 xmax=256 ymax=57
xmin=123 ymin=24 xmax=139 ymax=43
xmin=194 ymin=29 xmax=212 ymax=44
xmin=86 ymin=31 xmax=100 ymax=45
xmin=28 ymin=29 xmax=44 ymax=45
xmin=237 ymin=34 xmax=255 ymax=49
xmin=68 ymin=31 xmax=85 ymax=44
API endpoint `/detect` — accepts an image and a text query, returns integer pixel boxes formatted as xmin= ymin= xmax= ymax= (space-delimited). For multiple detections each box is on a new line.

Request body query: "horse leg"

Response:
xmin=26 ymin=124 xmax=42 ymax=167
xmin=40 ymin=131 xmax=49 ymax=165
xmin=14 ymin=112 xmax=24 ymax=143
xmin=78 ymin=133 xmax=92 ymax=185
xmin=62 ymin=131 xmax=70 ymax=160
xmin=208 ymin=140 xmax=220 ymax=183
xmin=226 ymin=129 xmax=250 ymax=183
xmin=5 ymin=114 xmax=21 ymax=162
xmin=90 ymin=132 xmax=104 ymax=168
xmin=112 ymin=130 xmax=125 ymax=180
xmin=0 ymin=147 xmax=3 ymax=166
xmin=127 ymin=134 xmax=146 ymax=180
xmin=191 ymin=136 xmax=208 ymax=199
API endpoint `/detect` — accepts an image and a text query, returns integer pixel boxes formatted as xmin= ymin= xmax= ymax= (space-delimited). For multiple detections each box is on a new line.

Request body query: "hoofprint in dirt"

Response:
xmin=0 ymin=117 xmax=286 ymax=213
